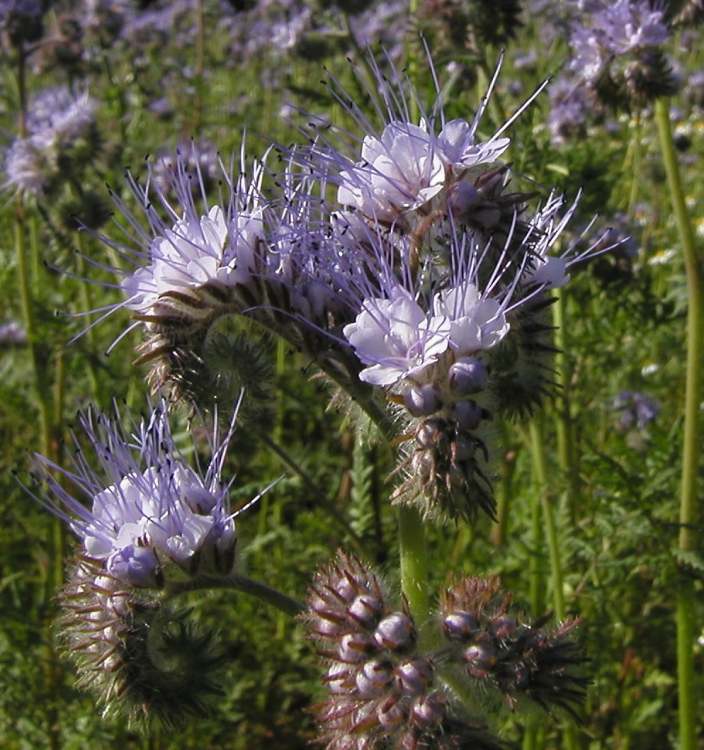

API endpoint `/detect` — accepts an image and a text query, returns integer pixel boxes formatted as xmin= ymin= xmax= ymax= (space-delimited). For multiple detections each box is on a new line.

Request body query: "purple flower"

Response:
xmin=613 ymin=390 xmax=660 ymax=431
xmin=108 ymin=147 xmax=267 ymax=314
xmin=29 ymin=400 xmax=265 ymax=584
xmin=4 ymin=86 xmax=96 ymax=195
xmin=567 ymin=0 xmax=670 ymax=90
xmin=343 ymin=287 xmax=450 ymax=386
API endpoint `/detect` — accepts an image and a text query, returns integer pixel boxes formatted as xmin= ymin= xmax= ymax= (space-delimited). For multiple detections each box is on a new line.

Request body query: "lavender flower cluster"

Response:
xmin=4 ymin=85 xmax=97 ymax=195
xmin=560 ymin=0 xmax=676 ymax=114
xmin=25 ymin=48 xmax=610 ymax=737
xmin=91 ymin=55 xmax=613 ymax=521
xmin=31 ymin=402 xmax=259 ymax=588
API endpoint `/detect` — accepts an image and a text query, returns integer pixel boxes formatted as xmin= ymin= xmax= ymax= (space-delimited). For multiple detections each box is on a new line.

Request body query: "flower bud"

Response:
xmin=411 ymin=451 xmax=434 ymax=481
xmin=373 ymin=612 xmax=416 ymax=651
xmin=404 ymin=384 xmax=441 ymax=416
xmin=490 ymin=615 xmax=517 ymax=641
xmin=448 ymin=357 xmax=488 ymax=395
xmin=464 ymin=640 xmax=497 ymax=678
xmin=410 ymin=691 xmax=446 ymax=728
xmin=449 ymin=181 xmax=480 ymax=214
xmin=356 ymin=659 xmax=394 ymax=698
xmin=377 ymin=695 xmax=405 ymax=730
xmin=348 ymin=594 xmax=384 ymax=628
xmin=442 ymin=611 xmax=480 ymax=641
xmin=325 ymin=663 xmax=351 ymax=694
xmin=339 ymin=633 xmax=376 ymax=663
xmin=415 ymin=418 xmax=445 ymax=449
xmin=452 ymin=400 xmax=483 ymax=431
xmin=106 ymin=545 xmax=160 ymax=588
xmin=395 ymin=658 xmax=434 ymax=695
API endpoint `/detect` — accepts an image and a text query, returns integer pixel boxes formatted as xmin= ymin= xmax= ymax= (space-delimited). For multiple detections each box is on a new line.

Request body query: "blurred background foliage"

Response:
xmin=0 ymin=1 xmax=702 ymax=748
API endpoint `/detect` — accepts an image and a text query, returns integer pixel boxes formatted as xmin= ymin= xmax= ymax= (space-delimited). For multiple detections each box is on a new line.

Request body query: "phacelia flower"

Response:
xmin=121 ymin=160 xmax=266 ymax=314
xmin=612 ymin=390 xmax=660 ymax=432
xmin=31 ymin=399 xmax=262 ymax=584
xmin=567 ymin=0 xmax=676 ymax=107
xmin=4 ymin=86 xmax=97 ymax=195
xmin=432 ymin=283 xmax=509 ymax=356
xmin=342 ymin=288 xmax=451 ymax=386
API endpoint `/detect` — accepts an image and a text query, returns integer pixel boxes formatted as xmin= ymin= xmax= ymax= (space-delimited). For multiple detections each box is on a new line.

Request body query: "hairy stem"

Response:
xmin=398 ymin=505 xmax=430 ymax=626
xmin=552 ymin=289 xmax=579 ymax=525
xmin=167 ymin=574 xmax=304 ymax=617
xmin=655 ymin=97 xmax=702 ymax=750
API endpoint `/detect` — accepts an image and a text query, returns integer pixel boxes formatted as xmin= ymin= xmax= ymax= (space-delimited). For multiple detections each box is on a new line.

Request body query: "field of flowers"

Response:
xmin=0 ymin=1 xmax=703 ymax=749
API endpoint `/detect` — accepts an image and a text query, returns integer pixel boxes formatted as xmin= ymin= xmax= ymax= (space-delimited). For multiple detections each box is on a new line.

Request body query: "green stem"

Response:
xmin=398 ymin=505 xmax=430 ymax=626
xmin=15 ymin=210 xmax=52 ymax=458
xmin=654 ymin=97 xmax=702 ymax=750
xmin=166 ymin=574 xmax=304 ymax=617
xmin=528 ymin=420 xmax=565 ymax=619
xmin=490 ymin=429 xmax=515 ymax=546
xmin=395 ymin=0 xmax=431 ymax=636
xmin=552 ymin=290 xmax=579 ymax=525
xmin=627 ymin=114 xmax=641 ymax=216
xmin=526 ymin=429 xmax=544 ymax=619
xmin=528 ymin=419 xmax=579 ymax=750
xmin=52 ymin=348 xmax=66 ymax=591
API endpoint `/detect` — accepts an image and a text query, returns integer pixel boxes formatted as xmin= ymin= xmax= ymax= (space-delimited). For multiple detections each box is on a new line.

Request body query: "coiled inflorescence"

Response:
xmin=86 ymin=51 xmax=616 ymax=522
xmin=304 ymin=551 xmax=502 ymax=749
xmin=305 ymin=552 xmax=585 ymax=748
xmin=440 ymin=576 xmax=586 ymax=717
xmin=59 ymin=557 xmax=224 ymax=725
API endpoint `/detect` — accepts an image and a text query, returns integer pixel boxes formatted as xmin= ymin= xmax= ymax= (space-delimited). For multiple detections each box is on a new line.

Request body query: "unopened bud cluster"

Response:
xmin=305 ymin=552 xmax=584 ymax=748
xmin=305 ymin=552 xmax=502 ymax=749
xmin=440 ymin=577 xmax=586 ymax=715
xmin=59 ymin=556 xmax=224 ymax=725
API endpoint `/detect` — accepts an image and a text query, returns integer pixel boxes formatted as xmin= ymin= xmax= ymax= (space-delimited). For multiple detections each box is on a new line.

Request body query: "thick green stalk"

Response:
xmin=397 ymin=3 xmax=431 ymax=631
xmin=528 ymin=420 xmax=566 ymax=618
xmin=398 ymin=505 xmax=430 ymax=625
xmin=654 ymin=98 xmax=702 ymax=750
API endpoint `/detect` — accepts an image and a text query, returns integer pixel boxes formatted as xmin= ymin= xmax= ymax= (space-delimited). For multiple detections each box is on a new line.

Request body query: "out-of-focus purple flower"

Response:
xmin=0 ymin=320 xmax=27 ymax=345
xmin=567 ymin=0 xmax=673 ymax=105
xmin=0 ymin=0 xmax=43 ymax=46
xmin=151 ymin=140 xmax=220 ymax=196
xmin=4 ymin=86 xmax=96 ymax=195
xmin=613 ymin=390 xmax=660 ymax=431
xmin=547 ymin=77 xmax=592 ymax=145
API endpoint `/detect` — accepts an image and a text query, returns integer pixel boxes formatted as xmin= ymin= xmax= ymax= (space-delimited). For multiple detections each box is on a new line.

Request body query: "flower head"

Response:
xmin=4 ymin=86 xmax=96 ymax=195
xmin=121 ymin=153 xmax=266 ymax=313
xmin=31 ymin=399 xmax=261 ymax=584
